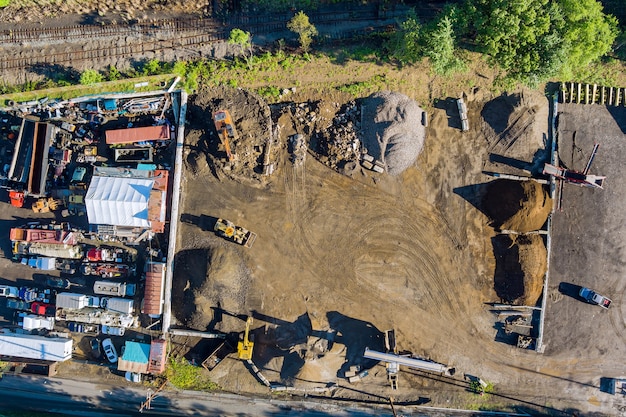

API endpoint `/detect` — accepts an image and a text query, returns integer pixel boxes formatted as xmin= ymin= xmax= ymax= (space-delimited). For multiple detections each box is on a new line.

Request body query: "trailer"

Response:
xmin=56 ymin=292 xmax=101 ymax=309
xmin=101 ymin=297 xmax=134 ymax=315
xmin=0 ymin=330 xmax=72 ymax=361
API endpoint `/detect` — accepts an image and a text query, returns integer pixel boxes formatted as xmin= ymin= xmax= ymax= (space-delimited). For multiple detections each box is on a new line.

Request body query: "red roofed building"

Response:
xmin=105 ymin=125 xmax=170 ymax=145
xmin=142 ymin=262 xmax=165 ymax=317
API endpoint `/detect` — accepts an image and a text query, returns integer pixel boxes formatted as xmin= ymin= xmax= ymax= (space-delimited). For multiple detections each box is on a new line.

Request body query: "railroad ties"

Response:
xmin=560 ymin=81 xmax=626 ymax=107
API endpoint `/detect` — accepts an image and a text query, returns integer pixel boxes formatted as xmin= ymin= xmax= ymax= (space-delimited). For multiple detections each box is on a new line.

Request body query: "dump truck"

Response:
xmin=19 ymin=287 xmax=51 ymax=303
xmin=214 ymin=218 xmax=257 ymax=248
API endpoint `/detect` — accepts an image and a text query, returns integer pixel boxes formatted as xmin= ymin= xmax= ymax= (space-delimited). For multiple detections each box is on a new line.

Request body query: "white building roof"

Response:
xmin=85 ymin=176 xmax=155 ymax=227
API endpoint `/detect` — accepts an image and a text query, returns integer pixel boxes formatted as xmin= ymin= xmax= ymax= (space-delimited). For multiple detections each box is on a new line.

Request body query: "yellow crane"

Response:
xmin=237 ymin=316 xmax=254 ymax=360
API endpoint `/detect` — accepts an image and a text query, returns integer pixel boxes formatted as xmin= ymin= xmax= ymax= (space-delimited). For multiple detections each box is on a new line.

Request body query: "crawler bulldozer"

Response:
xmin=214 ymin=218 xmax=257 ymax=248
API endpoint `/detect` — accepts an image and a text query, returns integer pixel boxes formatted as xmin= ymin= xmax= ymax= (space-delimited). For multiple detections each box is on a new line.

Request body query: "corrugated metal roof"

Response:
xmin=148 ymin=339 xmax=167 ymax=374
xmin=143 ymin=262 xmax=165 ymax=316
xmin=105 ymin=125 xmax=170 ymax=145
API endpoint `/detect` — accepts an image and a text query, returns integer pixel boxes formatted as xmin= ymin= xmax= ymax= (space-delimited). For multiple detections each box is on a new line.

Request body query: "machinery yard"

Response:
xmin=0 ymin=76 xmax=625 ymax=415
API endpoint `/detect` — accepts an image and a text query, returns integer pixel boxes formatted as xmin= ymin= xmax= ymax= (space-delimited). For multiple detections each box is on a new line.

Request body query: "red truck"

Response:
xmin=31 ymin=301 xmax=56 ymax=316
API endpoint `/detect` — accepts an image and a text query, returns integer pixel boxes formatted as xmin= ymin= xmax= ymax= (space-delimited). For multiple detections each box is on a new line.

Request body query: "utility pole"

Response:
xmin=139 ymin=379 xmax=167 ymax=412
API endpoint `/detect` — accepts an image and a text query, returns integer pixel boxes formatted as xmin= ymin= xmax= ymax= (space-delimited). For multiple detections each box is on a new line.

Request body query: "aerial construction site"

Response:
xmin=0 ymin=5 xmax=624 ymax=414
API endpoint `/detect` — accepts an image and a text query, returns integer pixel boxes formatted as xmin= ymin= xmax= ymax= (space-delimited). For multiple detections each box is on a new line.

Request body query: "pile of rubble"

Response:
xmin=311 ymin=101 xmax=362 ymax=174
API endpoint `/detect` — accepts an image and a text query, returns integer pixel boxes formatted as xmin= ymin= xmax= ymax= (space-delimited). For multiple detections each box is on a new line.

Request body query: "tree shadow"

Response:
xmin=26 ymin=63 xmax=80 ymax=84
xmin=481 ymin=93 xmax=520 ymax=134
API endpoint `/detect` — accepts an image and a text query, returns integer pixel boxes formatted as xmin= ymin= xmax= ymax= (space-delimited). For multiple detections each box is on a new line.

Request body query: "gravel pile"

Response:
xmin=360 ymin=91 xmax=426 ymax=175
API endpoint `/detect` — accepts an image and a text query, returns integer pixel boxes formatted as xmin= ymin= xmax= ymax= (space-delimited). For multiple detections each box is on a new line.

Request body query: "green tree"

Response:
xmin=228 ymin=28 xmax=252 ymax=68
xmin=0 ymin=0 xmax=10 ymax=8
xmin=106 ymin=65 xmax=121 ymax=81
xmin=422 ymin=15 xmax=465 ymax=75
xmin=79 ymin=69 xmax=104 ymax=85
xmin=143 ymin=59 xmax=162 ymax=75
xmin=287 ymin=11 xmax=318 ymax=53
xmin=558 ymin=0 xmax=618 ymax=78
xmin=464 ymin=0 xmax=618 ymax=84
xmin=385 ymin=11 xmax=422 ymax=65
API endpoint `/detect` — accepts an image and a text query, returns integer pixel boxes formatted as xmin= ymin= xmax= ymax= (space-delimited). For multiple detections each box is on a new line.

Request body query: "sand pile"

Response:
xmin=360 ymin=91 xmax=426 ymax=175
xmin=482 ymin=179 xmax=551 ymax=232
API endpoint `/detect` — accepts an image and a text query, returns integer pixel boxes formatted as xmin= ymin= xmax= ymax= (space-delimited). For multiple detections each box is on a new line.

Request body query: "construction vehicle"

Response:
xmin=579 ymin=287 xmax=611 ymax=309
xmin=214 ymin=218 xmax=257 ymax=248
xmin=212 ymin=110 xmax=237 ymax=162
xmin=544 ymin=143 xmax=605 ymax=211
xmin=32 ymin=197 xmax=61 ymax=213
xmin=237 ymin=316 xmax=254 ymax=360
xmin=9 ymin=190 xmax=25 ymax=208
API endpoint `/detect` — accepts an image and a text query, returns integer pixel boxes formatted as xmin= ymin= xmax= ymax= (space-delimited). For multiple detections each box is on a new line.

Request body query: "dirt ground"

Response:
xmin=167 ymin=81 xmax=626 ymax=414
xmin=2 ymin=3 xmax=626 ymax=414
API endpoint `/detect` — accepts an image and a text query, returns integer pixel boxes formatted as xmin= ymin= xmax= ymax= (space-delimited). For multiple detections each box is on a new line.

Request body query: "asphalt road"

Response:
xmin=0 ymin=374 xmax=533 ymax=417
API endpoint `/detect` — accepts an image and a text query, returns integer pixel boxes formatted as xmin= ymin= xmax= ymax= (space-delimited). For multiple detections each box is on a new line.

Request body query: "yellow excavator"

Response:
xmin=237 ymin=316 xmax=254 ymax=360
xmin=212 ymin=110 xmax=237 ymax=162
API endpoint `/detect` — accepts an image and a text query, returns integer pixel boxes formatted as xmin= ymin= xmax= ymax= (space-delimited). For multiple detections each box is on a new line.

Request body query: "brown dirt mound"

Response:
xmin=187 ymin=85 xmax=274 ymax=187
xmin=493 ymin=234 xmax=547 ymax=305
xmin=482 ymin=179 xmax=552 ymax=232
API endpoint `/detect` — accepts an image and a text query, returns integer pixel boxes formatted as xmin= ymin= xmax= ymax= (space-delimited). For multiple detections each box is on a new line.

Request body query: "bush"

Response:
xmin=0 ymin=0 xmax=10 ymax=7
xmin=165 ymin=356 xmax=219 ymax=391
xmin=79 ymin=69 xmax=103 ymax=85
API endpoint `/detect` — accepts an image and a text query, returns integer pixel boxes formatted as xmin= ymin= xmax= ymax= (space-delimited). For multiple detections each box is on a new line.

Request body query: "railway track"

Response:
xmin=0 ymin=21 xmax=391 ymax=72
xmin=0 ymin=5 xmax=419 ymax=72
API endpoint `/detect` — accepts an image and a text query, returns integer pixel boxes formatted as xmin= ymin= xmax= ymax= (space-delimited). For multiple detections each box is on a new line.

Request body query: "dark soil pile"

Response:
xmin=482 ymin=179 xmax=552 ymax=232
xmin=492 ymin=234 xmax=547 ymax=305
xmin=185 ymin=85 xmax=275 ymax=187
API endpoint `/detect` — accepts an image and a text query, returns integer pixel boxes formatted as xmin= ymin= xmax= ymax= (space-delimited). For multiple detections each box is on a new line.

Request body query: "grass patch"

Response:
xmin=164 ymin=356 xmax=220 ymax=391
xmin=0 ymin=74 xmax=175 ymax=107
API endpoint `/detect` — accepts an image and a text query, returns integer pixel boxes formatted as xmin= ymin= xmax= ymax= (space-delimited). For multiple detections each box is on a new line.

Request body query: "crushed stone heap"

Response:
xmin=360 ymin=91 xmax=426 ymax=175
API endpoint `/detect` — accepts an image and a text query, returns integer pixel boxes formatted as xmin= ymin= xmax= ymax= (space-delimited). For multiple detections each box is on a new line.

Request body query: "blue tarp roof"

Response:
xmin=122 ymin=341 xmax=150 ymax=364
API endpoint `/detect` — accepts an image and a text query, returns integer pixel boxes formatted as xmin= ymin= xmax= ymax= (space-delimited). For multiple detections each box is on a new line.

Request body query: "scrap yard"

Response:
xmin=0 ymin=73 xmax=625 ymax=415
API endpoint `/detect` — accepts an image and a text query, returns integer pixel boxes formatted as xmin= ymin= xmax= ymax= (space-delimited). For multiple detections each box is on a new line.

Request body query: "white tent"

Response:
xmin=86 ymin=176 xmax=155 ymax=227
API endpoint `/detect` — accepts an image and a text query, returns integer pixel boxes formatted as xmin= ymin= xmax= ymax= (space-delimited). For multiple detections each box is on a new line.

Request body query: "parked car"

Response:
xmin=45 ymin=276 xmax=71 ymax=290
xmin=90 ymin=338 xmax=101 ymax=359
xmin=68 ymin=322 xmax=100 ymax=334
xmin=102 ymin=338 xmax=118 ymax=363
xmin=125 ymin=371 xmax=142 ymax=383
xmin=101 ymin=325 xmax=125 ymax=336
xmin=6 ymin=299 xmax=31 ymax=311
